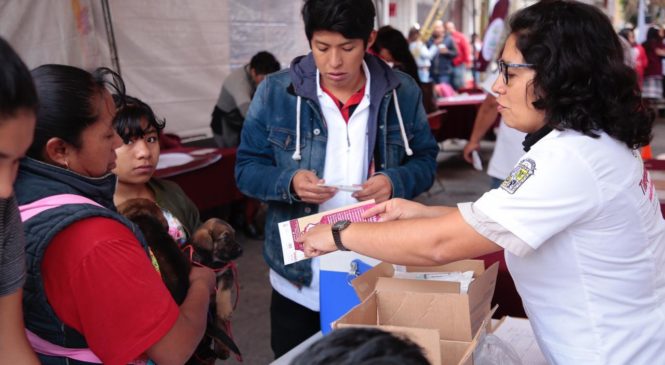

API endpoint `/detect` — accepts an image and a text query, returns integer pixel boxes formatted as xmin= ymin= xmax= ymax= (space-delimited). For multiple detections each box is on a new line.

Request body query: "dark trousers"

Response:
xmin=270 ymin=289 xmax=320 ymax=358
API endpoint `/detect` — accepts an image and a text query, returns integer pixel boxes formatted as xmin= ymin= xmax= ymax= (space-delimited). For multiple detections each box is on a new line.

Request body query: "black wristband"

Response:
xmin=332 ymin=220 xmax=351 ymax=251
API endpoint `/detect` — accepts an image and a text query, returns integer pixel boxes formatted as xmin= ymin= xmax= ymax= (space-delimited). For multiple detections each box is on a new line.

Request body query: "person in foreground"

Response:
xmin=302 ymin=1 xmax=665 ymax=364
xmin=290 ymin=327 xmax=429 ymax=365
xmin=235 ymin=0 xmax=438 ymax=357
xmin=14 ymin=64 xmax=215 ymax=365
xmin=0 ymin=37 xmax=40 ymax=365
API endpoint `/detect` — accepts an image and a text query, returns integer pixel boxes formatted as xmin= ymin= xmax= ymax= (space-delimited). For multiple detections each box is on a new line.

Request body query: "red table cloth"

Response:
xmin=154 ymin=147 xmax=243 ymax=212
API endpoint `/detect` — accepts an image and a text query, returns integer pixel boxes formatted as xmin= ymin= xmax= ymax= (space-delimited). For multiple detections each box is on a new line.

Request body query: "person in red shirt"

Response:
xmin=445 ymin=21 xmax=472 ymax=90
xmin=619 ymin=28 xmax=648 ymax=88
xmin=15 ymin=64 xmax=216 ymax=365
xmin=641 ymin=27 xmax=665 ymax=99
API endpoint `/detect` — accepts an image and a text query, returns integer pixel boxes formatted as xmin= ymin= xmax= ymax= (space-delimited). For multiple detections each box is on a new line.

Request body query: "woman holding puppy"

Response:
xmin=302 ymin=1 xmax=665 ymax=364
xmin=15 ymin=64 xmax=215 ymax=365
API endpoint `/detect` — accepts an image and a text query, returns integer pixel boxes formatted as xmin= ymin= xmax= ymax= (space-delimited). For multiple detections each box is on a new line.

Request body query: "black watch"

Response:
xmin=331 ymin=220 xmax=352 ymax=251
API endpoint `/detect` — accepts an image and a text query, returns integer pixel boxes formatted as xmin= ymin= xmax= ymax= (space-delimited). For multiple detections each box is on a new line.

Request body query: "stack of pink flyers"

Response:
xmin=278 ymin=200 xmax=380 ymax=265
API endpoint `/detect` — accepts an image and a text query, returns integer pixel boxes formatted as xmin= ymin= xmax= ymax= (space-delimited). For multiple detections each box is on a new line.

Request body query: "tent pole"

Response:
xmin=101 ymin=0 xmax=121 ymax=76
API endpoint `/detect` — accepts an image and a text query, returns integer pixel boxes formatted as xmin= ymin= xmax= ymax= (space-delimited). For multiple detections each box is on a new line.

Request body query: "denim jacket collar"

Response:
xmin=288 ymin=53 xmax=401 ymax=102
xmin=288 ymin=53 xmax=404 ymax=168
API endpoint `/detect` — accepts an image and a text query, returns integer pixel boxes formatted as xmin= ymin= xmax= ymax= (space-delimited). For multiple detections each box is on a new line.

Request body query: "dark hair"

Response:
xmin=642 ymin=27 xmax=662 ymax=55
xmin=249 ymin=51 xmax=281 ymax=75
xmin=618 ymin=28 xmax=634 ymax=42
xmin=372 ymin=26 xmax=420 ymax=84
xmin=113 ymin=95 xmax=165 ymax=144
xmin=302 ymin=0 xmax=375 ymax=45
xmin=645 ymin=27 xmax=661 ymax=44
xmin=0 ymin=37 xmax=37 ymax=120
xmin=28 ymin=65 xmax=125 ymax=159
xmin=408 ymin=27 xmax=420 ymax=40
xmin=290 ymin=327 xmax=430 ymax=365
xmin=509 ymin=0 xmax=651 ymax=148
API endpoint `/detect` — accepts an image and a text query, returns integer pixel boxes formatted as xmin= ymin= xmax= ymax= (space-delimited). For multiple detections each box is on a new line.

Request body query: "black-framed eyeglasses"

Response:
xmin=498 ymin=59 xmax=534 ymax=85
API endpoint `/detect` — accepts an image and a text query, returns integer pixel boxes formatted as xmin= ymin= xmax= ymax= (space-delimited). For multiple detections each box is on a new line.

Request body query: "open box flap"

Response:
xmin=352 ymin=259 xmax=489 ymax=301
xmin=377 ymin=290 xmax=474 ymax=341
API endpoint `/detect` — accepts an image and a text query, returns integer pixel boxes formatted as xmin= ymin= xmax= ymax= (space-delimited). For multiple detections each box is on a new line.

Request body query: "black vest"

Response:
xmin=16 ymin=158 xmax=149 ymax=364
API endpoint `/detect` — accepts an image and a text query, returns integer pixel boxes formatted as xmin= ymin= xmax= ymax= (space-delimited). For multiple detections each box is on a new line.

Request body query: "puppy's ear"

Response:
xmin=117 ymin=198 xmax=169 ymax=230
xmin=192 ymin=227 xmax=214 ymax=251
xmin=202 ymin=218 xmax=235 ymax=237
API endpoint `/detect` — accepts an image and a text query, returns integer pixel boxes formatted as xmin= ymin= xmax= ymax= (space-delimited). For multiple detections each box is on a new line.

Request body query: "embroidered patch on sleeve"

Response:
xmin=501 ymin=158 xmax=536 ymax=194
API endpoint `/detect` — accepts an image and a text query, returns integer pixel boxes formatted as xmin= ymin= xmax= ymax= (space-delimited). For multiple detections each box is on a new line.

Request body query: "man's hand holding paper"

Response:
xmin=352 ymin=174 xmax=392 ymax=203
xmin=291 ymin=169 xmax=336 ymax=204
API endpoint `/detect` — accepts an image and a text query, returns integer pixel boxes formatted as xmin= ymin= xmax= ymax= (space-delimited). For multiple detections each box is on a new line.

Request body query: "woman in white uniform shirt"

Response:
xmin=302 ymin=1 xmax=665 ymax=364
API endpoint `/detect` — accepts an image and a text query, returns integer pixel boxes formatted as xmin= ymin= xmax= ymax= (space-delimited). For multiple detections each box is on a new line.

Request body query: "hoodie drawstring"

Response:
xmin=291 ymin=90 xmax=413 ymax=160
xmin=292 ymin=96 xmax=302 ymax=160
xmin=393 ymin=90 xmax=413 ymax=156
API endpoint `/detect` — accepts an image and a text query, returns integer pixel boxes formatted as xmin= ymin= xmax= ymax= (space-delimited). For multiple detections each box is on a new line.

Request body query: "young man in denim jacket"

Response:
xmin=235 ymin=0 xmax=438 ymax=357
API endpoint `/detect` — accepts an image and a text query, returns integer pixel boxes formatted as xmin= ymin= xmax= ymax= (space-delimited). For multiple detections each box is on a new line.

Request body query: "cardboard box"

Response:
xmin=332 ymin=260 xmax=499 ymax=365
xmin=351 ymin=260 xmax=499 ymax=342
xmin=334 ymin=300 xmax=493 ymax=365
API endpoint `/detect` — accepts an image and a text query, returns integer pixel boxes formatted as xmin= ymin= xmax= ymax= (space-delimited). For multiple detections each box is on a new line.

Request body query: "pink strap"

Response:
xmin=19 ymin=194 xmax=102 ymax=222
xmin=26 ymin=329 xmax=102 ymax=363
xmin=21 ymin=195 xmax=152 ymax=364
xmin=21 ymin=194 xmax=104 ymax=363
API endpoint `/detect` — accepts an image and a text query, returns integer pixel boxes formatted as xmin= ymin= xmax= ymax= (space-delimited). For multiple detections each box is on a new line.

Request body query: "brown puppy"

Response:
xmin=191 ymin=218 xmax=243 ymax=359
xmin=116 ymin=198 xmax=190 ymax=304
xmin=117 ymin=198 xmax=243 ymax=362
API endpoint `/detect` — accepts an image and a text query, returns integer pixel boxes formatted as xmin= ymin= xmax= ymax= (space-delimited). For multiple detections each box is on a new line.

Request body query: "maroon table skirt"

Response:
xmin=155 ymin=147 xmax=243 ymax=212
xmin=475 ymin=251 xmax=526 ymax=318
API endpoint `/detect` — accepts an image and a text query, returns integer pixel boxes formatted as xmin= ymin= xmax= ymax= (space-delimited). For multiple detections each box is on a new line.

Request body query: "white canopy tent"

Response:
xmin=0 ymin=0 xmax=311 ymax=140
xmin=5 ymin=0 xmax=598 ymax=140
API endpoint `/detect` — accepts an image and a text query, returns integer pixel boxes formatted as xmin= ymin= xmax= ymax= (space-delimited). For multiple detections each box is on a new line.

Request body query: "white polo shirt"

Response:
xmin=469 ymin=129 xmax=665 ymax=364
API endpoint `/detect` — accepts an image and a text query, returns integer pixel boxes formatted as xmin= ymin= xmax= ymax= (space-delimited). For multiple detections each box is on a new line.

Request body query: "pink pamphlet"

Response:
xmin=277 ymin=200 xmax=380 ymax=265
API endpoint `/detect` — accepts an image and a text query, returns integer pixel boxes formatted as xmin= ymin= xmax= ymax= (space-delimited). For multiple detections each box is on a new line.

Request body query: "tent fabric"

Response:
xmin=1 ymin=0 xmax=309 ymax=140
xmin=0 ymin=0 xmax=112 ymax=70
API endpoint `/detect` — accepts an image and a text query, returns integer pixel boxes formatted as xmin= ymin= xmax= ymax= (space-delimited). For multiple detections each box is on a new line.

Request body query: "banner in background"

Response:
xmin=477 ymin=0 xmax=509 ymax=72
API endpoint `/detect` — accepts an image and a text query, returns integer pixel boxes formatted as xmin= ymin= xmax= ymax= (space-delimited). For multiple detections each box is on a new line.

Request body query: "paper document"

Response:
xmin=278 ymin=200 xmax=380 ymax=265
xmin=317 ymin=183 xmax=363 ymax=192
xmin=471 ymin=150 xmax=483 ymax=171
xmin=492 ymin=317 xmax=548 ymax=365
xmin=392 ymin=270 xmax=475 ymax=293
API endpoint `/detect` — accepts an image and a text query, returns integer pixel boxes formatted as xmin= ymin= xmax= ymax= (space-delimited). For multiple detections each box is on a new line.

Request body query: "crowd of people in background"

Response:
xmin=620 ymin=24 xmax=665 ymax=102
xmin=364 ymin=18 xmax=478 ymax=102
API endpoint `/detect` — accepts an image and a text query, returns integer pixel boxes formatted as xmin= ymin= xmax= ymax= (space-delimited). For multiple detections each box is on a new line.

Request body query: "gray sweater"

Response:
xmin=0 ymin=195 xmax=26 ymax=296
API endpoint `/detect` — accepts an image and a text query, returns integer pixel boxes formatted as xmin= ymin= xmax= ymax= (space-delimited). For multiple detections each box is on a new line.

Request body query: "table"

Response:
xmin=492 ymin=317 xmax=548 ymax=364
xmin=154 ymin=147 xmax=244 ymax=212
xmin=433 ymin=93 xmax=486 ymax=142
xmin=436 ymin=93 xmax=487 ymax=107
xmin=270 ymin=319 xmax=547 ymax=365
